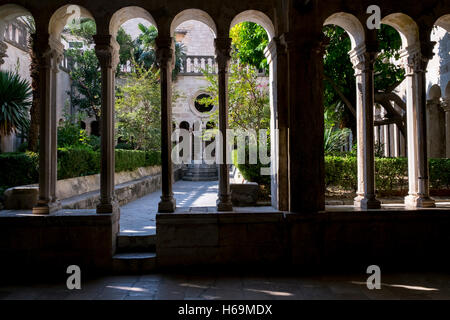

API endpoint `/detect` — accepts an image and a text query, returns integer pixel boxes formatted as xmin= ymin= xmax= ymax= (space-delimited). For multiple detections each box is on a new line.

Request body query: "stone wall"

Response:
xmin=156 ymin=209 xmax=450 ymax=271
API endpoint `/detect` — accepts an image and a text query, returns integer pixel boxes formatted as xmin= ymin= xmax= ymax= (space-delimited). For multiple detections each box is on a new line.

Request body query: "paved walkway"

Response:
xmin=119 ymin=180 xmax=219 ymax=235
xmin=2 ymin=272 xmax=450 ymax=300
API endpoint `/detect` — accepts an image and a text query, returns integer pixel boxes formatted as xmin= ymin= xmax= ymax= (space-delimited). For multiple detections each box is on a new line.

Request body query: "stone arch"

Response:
xmin=0 ymin=4 xmax=32 ymax=23
xmin=230 ymin=10 xmax=275 ymax=40
xmin=49 ymin=4 xmax=95 ymax=40
xmin=428 ymin=84 xmax=442 ymax=100
xmin=170 ymin=9 xmax=217 ymax=37
xmin=382 ymin=13 xmax=420 ymax=48
xmin=110 ymin=6 xmax=157 ymax=38
xmin=323 ymin=12 xmax=365 ymax=49
xmin=435 ymin=14 xmax=450 ymax=32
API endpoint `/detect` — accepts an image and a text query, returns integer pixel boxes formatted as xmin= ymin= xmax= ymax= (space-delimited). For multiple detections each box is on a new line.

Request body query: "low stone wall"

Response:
xmin=0 ymin=209 xmax=120 ymax=278
xmin=156 ymin=208 xmax=450 ymax=271
xmin=4 ymin=165 xmax=183 ymax=210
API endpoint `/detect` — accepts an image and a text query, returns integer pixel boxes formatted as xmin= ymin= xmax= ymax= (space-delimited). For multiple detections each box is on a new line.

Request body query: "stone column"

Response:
xmin=94 ymin=35 xmax=120 ymax=214
xmin=32 ymin=33 xmax=61 ymax=214
xmin=265 ymin=38 xmax=289 ymax=211
xmin=402 ymin=44 xmax=435 ymax=208
xmin=442 ymin=99 xmax=450 ymax=158
xmin=282 ymin=34 xmax=326 ymax=212
xmin=215 ymin=38 xmax=233 ymax=211
xmin=49 ymin=37 xmax=64 ymax=209
xmin=156 ymin=37 xmax=176 ymax=213
xmin=350 ymin=45 xmax=381 ymax=209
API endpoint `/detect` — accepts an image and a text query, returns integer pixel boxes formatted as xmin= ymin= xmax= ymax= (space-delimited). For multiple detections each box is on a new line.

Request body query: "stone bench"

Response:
xmin=230 ymin=182 xmax=259 ymax=206
xmin=3 ymin=166 xmax=177 ymax=210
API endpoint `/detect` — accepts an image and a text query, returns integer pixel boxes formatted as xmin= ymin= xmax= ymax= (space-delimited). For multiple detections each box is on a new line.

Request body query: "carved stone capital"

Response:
xmin=349 ymin=45 xmax=378 ymax=75
xmin=214 ymin=37 xmax=232 ymax=71
xmin=280 ymin=32 xmax=328 ymax=57
xmin=401 ymin=42 xmax=435 ymax=75
xmin=442 ymin=98 xmax=450 ymax=113
xmin=93 ymin=35 xmax=120 ymax=69
xmin=155 ymin=37 xmax=175 ymax=69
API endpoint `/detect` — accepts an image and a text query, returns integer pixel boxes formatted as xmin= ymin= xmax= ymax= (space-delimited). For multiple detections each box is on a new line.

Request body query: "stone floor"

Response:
xmin=119 ymin=180 xmax=219 ymax=235
xmin=2 ymin=271 xmax=450 ymax=300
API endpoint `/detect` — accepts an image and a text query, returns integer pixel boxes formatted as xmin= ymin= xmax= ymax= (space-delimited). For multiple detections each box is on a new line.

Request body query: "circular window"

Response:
xmin=194 ymin=94 xmax=214 ymax=113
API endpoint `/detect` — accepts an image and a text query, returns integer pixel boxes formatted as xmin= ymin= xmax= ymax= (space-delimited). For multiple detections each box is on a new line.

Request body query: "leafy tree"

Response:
xmin=115 ymin=63 xmax=162 ymax=151
xmin=65 ymin=18 xmax=96 ymax=45
xmin=199 ymin=52 xmax=270 ymax=132
xmin=230 ymin=22 xmax=269 ymax=71
xmin=0 ymin=71 xmax=31 ymax=151
xmin=66 ymin=49 xmax=102 ymax=119
xmin=117 ymin=27 xmax=134 ymax=69
xmin=323 ymin=25 xmax=405 ymax=136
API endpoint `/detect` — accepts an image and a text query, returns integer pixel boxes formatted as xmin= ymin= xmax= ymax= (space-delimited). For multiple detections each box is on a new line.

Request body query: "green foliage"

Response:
xmin=325 ymin=157 xmax=450 ymax=194
xmin=0 ymin=149 xmax=161 ymax=191
xmin=323 ymin=25 xmax=405 ymax=129
xmin=231 ymin=142 xmax=271 ymax=187
xmin=0 ymin=71 xmax=31 ymax=137
xmin=0 ymin=151 xmax=38 ymax=188
xmin=66 ymin=48 xmax=102 ymax=118
xmin=324 ymin=109 xmax=351 ymax=155
xmin=115 ymin=64 xmax=162 ymax=151
xmin=66 ymin=18 xmax=96 ymax=45
xmin=57 ymin=146 xmax=100 ymax=179
xmin=200 ymin=53 xmax=270 ymax=132
xmin=230 ymin=22 xmax=269 ymax=71
xmin=117 ymin=27 xmax=134 ymax=69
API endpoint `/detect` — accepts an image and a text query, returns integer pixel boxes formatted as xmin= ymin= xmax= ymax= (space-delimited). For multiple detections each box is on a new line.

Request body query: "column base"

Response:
xmin=354 ymin=195 xmax=381 ymax=209
xmin=32 ymin=199 xmax=62 ymax=215
xmin=404 ymin=195 xmax=436 ymax=208
xmin=217 ymin=195 xmax=233 ymax=212
xmin=97 ymin=201 xmax=120 ymax=214
xmin=158 ymin=196 xmax=176 ymax=213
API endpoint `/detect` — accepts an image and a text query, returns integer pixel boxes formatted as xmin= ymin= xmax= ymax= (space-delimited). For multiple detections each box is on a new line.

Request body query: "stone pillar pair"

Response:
xmin=93 ymin=35 xmax=120 ymax=214
xmin=32 ymin=34 xmax=63 ymax=214
xmin=401 ymin=44 xmax=435 ymax=208
xmin=349 ymin=44 xmax=381 ymax=209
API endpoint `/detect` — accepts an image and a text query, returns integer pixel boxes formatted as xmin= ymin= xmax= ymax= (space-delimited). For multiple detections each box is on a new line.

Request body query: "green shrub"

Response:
xmin=0 ymin=151 xmax=38 ymax=187
xmin=232 ymin=148 xmax=271 ymax=186
xmin=325 ymin=156 xmax=450 ymax=194
xmin=58 ymin=146 xmax=100 ymax=179
xmin=145 ymin=150 xmax=162 ymax=166
xmin=0 ymin=148 xmax=162 ymax=191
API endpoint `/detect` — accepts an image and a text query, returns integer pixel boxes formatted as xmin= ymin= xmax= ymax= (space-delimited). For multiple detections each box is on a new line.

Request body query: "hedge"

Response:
xmin=0 ymin=148 xmax=161 ymax=190
xmin=325 ymin=156 xmax=450 ymax=193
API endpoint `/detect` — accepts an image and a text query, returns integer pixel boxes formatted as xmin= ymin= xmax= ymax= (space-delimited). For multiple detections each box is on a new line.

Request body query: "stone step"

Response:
xmin=113 ymin=252 xmax=157 ymax=274
xmin=117 ymin=233 xmax=156 ymax=252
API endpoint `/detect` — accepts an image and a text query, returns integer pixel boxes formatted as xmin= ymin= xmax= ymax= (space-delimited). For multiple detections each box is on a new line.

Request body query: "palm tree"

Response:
xmin=0 ymin=71 xmax=31 ymax=152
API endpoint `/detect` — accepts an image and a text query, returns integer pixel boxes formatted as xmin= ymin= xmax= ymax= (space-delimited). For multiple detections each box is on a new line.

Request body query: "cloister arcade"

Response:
xmin=0 ymin=0 xmax=449 ymax=273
